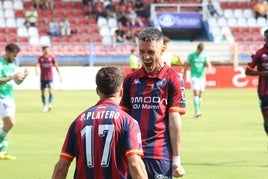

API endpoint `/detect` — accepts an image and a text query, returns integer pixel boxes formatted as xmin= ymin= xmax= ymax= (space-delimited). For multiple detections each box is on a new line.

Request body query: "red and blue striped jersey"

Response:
xmin=36 ymin=54 xmax=57 ymax=81
xmin=120 ymin=64 xmax=186 ymax=161
xmin=60 ymin=99 xmax=143 ymax=179
xmin=247 ymin=45 xmax=268 ymax=98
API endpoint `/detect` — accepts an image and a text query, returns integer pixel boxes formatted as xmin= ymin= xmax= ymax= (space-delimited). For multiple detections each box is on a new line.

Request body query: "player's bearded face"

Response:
xmin=7 ymin=52 xmax=18 ymax=63
xmin=139 ymin=41 xmax=163 ymax=75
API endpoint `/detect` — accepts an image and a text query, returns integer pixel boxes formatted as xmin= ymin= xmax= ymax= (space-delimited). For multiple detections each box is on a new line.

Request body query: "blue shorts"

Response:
xmin=41 ymin=80 xmax=53 ymax=90
xmin=143 ymin=158 xmax=172 ymax=179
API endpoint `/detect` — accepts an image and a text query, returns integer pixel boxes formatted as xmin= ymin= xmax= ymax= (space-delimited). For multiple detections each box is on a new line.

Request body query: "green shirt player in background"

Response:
xmin=183 ymin=43 xmax=212 ymax=118
xmin=0 ymin=43 xmax=29 ymax=159
xmin=129 ymin=49 xmax=141 ymax=72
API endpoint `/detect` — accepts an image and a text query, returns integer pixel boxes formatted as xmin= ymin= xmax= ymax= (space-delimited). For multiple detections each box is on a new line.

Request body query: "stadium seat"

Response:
xmin=97 ymin=17 xmax=108 ymax=28
xmin=247 ymin=18 xmax=257 ymax=27
xmin=102 ymin=36 xmax=113 ymax=46
xmin=237 ymin=18 xmax=247 ymax=27
xmin=0 ymin=28 xmax=5 ymax=33
xmin=243 ymin=9 xmax=254 ymax=18
xmin=223 ymin=9 xmax=233 ymax=19
xmin=108 ymin=17 xmax=118 ymax=28
xmin=13 ymin=1 xmax=23 ymax=10
xmin=6 ymin=28 xmax=17 ymax=35
xmin=6 ymin=36 xmax=17 ymax=43
xmin=40 ymin=35 xmax=51 ymax=46
xmin=240 ymin=28 xmax=249 ymax=34
xmin=257 ymin=17 xmax=267 ymax=27
xmin=53 ymin=10 xmax=65 ymax=17
xmin=6 ymin=18 xmax=17 ymax=28
xmin=51 ymin=36 xmax=60 ymax=43
xmin=221 ymin=26 xmax=232 ymax=35
xmin=4 ymin=9 xmax=15 ymax=18
xmin=70 ymin=36 xmax=81 ymax=43
xmin=217 ymin=17 xmax=227 ymax=27
xmin=3 ymin=1 xmax=13 ymax=10
xmin=20 ymin=45 xmax=32 ymax=55
xmin=207 ymin=18 xmax=218 ymax=27
xmin=16 ymin=17 xmax=26 ymax=27
xmin=62 ymin=45 xmax=75 ymax=55
xmin=243 ymin=35 xmax=254 ymax=42
xmin=77 ymin=18 xmax=87 ymax=26
xmin=17 ymin=26 xmax=28 ymax=37
xmin=110 ymin=27 xmax=118 ymax=36
xmin=99 ymin=26 xmax=112 ymax=37
xmin=227 ymin=18 xmax=237 ymax=28
xmin=0 ymin=36 xmax=7 ymax=43
xmin=233 ymin=9 xmax=244 ymax=18
xmin=0 ymin=10 xmax=5 ymax=18
xmin=15 ymin=10 xmax=24 ymax=18
xmin=31 ymin=46 xmax=42 ymax=55
xmin=60 ymin=36 xmax=71 ymax=43
xmin=0 ymin=19 xmax=6 ymax=28
xmin=28 ymin=27 xmax=39 ymax=37
xmin=52 ymin=45 xmax=64 ymax=56
xmin=29 ymin=36 xmax=40 ymax=46
xmin=18 ymin=36 xmax=29 ymax=44
xmin=73 ymin=45 xmax=88 ymax=55
xmin=210 ymin=26 xmax=222 ymax=37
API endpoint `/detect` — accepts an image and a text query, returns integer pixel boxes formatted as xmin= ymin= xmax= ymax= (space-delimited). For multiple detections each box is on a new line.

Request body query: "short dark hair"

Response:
xmin=138 ymin=27 xmax=163 ymax=42
xmin=197 ymin=43 xmax=204 ymax=51
xmin=42 ymin=46 xmax=49 ymax=50
xmin=5 ymin=43 xmax=20 ymax=53
xmin=163 ymin=36 xmax=170 ymax=45
xmin=264 ymin=29 xmax=268 ymax=35
xmin=96 ymin=66 xmax=125 ymax=96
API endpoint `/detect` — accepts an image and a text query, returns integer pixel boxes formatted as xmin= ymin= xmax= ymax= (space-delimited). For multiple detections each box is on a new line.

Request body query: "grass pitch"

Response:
xmin=0 ymin=89 xmax=267 ymax=179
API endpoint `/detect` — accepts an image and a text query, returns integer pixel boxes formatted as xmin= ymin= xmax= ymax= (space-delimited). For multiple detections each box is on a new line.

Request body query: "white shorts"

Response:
xmin=0 ymin=99 xmax=16 ymax=118
xmin=191 ymin=77 xmax=206 ymax=91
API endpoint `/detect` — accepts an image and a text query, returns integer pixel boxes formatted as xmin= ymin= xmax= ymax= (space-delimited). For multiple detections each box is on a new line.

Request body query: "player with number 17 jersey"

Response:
xmin=59 ymin=99 xmax=143 ymax=179
xmin=120 ymin=65 xmax=186 ymax=161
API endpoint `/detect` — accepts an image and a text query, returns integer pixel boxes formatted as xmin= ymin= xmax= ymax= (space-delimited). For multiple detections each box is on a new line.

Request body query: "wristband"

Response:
xmin=172 ymin=156 xmax=181 ymax=166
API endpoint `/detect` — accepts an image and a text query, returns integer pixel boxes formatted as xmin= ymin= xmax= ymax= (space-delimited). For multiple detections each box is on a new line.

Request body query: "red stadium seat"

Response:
xmin=0 ymin=36 xmax=7 ymax=43
xmin=15 ymin=10 xmax=24 ymax=18
xmin=62 ymin=45 xmax=74 ymax=55
xmin=18 ymin=37 xmax=29 ymax=44
xmin=20 ymin=45 xmax=32 ymax=55
xmin=31 ymin=46 xmax=42 ymax=56
xmin=52 ymin=45 xmax=64 ymax=56
xmin=73 ymin=44 xmax=88 ymax=55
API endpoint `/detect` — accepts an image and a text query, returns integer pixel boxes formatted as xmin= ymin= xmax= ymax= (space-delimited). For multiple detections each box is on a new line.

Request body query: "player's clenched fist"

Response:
xmin=172 ymin=164 xmax=185 ymax=177
xmin=13 ymin=68 xmax=29 ymax=84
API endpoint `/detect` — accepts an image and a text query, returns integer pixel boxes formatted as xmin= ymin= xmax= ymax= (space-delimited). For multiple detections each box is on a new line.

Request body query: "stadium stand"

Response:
xmin=0 ymin=0 xmax=265 ymax=66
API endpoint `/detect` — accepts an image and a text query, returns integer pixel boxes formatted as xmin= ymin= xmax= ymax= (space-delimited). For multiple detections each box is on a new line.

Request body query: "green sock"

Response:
xmin=194 ymin=97 xmax=200 ymax=114
xmin=1 ymin=138 xmax=8 ymax=154
xmin=0 ymin=128 xmax=7 ymax=144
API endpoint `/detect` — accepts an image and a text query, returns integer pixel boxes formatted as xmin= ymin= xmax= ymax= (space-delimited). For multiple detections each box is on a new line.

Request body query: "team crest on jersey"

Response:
xmin=156 ymin=78 xmax=167 ymax=89
xmin=133 ymin=79 xmax=141 ymax=84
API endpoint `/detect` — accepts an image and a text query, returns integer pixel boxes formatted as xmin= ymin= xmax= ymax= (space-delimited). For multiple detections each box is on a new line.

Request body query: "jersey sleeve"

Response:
xmin=124 ymin=119 xmax=143 ymax=158
xmin=168 ymin=72 xmax=186 ymax=115
xmin=59 ymin=121 xmax=76 ymax=161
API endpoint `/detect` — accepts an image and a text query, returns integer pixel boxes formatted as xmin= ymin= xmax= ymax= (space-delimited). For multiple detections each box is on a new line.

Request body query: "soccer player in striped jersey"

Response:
xmin=245 ymin=29 xmax=268 ymax=138
xmin=35 ymin=46 xmax=61 ymax=112
xmin=52 ymin=66 xmax=147 ymax=179
xmin=0 ymin=43 xmax=28 ymax=160
xmin=183 ymin=43 xmax=212 ymax=118
xmin=120 ymin=27 xmax=186 ymax=178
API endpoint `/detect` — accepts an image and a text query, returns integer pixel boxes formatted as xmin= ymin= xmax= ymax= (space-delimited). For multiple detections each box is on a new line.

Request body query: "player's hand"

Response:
xmin=172 ymin=164 xmax=185 ymax=177
xmin=24 ymin=67 xmax=29 ymax=77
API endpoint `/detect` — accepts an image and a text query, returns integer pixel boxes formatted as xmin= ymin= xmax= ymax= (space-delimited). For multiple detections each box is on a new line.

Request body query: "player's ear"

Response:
xmin=161 ymin=45 xmax=166 ymax=55
xmin=119 ymin=88 xmax=123 ymax=97
xmin=96 ymin=87 xmax=99 ymax=96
